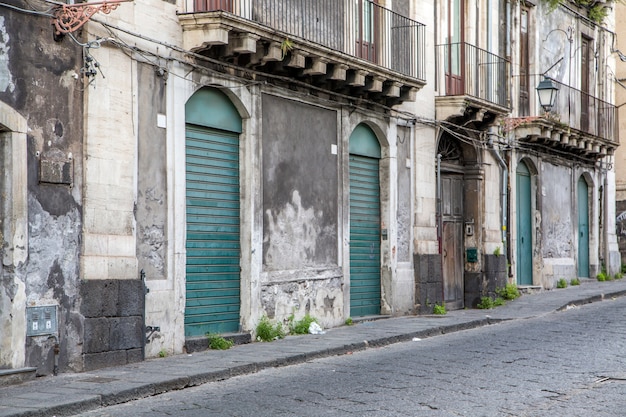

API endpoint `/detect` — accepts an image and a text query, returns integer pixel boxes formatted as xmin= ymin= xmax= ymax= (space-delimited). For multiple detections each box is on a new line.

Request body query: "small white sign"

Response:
xmin=331 ymin=144 xmax=337 ymax=155
xmin=157 ymin=113 xmax=167 ymax=129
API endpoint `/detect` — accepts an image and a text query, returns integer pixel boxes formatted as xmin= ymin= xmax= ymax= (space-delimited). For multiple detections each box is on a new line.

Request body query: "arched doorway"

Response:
xmin=577 ymin=176 xmax=590 ymax=278
xmin=349 ymin=124 xmax=381 ymax=317
xmin=184 ymin=87 xmax=242 ymax=336
xmin=516 ymin=161 xmax=533 ymax=285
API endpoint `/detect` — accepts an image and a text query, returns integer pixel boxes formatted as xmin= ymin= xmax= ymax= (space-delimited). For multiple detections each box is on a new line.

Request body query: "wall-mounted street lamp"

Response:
xmin=536 ymin=77 xmax=559 ymax=113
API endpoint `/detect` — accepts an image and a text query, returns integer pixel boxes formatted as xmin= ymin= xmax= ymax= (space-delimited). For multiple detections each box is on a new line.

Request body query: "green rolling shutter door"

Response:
xmin=516 ymin=162 xmax=533 ymax=285
xmin=349 ymin=124 xmax=381 ymax=317
xmin=185 ymin=126 xmax=241 ymax=336
xmin=577 ymin=177 xmax=589 ymax=278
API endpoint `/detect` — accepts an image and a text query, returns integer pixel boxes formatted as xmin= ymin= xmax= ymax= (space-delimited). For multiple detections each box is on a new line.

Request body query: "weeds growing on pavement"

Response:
xmin=289 ymin=314 xmax=319 ymax=335
xmin=433 ymin=303 xmax=447 ymax=315
xmin=570 ymin=278 xmax=580 ymax=286
xmin=477 ymin=297 xmax=494 ymax=309
xmin=256 ymin=316 xmax=285 ymax=342
xmin=557 ymin=278 xmax=568 ymax=288
xmin=345 ymin=317 xmax=354 ymax=326
xmin=207 ymin=333 xmax=234 ymax=350
xmin=496 ymin=283 xmax=520 ymax=300
xmin=597 ymin=271 xmax=608 ymax=281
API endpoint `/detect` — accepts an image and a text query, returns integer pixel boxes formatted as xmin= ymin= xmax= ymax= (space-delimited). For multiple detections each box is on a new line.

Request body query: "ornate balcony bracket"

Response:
xmin=52 ymin=0 xmax=132 ymax=35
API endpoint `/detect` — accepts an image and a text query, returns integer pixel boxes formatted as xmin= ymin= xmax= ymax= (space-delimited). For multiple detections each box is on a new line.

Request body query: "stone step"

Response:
xmin=517 ymin=285 xmax=543 ymax=295
xmin=0 ymin=367 xmax=37 ymax=387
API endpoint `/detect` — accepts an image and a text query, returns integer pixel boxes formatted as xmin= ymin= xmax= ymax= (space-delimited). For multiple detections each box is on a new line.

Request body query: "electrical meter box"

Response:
xmin=466 ymin=248 xmax=478 ymax=263
xmin=26 ymin=305 xmax=58 ymax=336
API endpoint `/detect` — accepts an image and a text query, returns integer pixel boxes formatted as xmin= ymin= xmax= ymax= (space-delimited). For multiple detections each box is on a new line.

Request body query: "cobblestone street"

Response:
xmin=73 ymin=297 xmax=626 ymax=417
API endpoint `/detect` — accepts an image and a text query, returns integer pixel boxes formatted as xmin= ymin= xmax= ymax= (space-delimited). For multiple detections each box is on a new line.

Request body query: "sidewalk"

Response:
xmin=2 ymin=279 xmax=626 ymax=417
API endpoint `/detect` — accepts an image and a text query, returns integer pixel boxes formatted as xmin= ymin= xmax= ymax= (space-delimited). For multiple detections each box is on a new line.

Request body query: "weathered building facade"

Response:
xmin=615 ymin=2 xmax=626 ymax=264
xmin=505 ymin=0 xmax=620 ymax=285
xmin=0 ymin=0 xmax=619 ymax=379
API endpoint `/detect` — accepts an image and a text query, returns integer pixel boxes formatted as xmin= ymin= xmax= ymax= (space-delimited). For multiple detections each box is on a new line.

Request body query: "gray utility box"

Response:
xmin=26 ymin=305 xmax=58 ymax=336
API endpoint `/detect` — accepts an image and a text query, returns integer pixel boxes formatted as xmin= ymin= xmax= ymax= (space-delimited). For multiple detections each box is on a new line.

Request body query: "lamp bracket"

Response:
xmin=52 ymin=0 xmax=132 ymax=35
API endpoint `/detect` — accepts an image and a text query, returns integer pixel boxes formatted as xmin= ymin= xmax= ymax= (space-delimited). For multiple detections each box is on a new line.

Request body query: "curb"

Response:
xmin=556 ymin=289 xmax=626 ymax=311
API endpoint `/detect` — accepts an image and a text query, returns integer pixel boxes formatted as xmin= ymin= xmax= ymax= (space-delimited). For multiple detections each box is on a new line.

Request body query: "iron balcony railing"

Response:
xmin=435 ymin=42 xmax=509 ymax=109
xmin=518 ymin=74 xmax=617 ymax=143
xmin=187 ymin=0 xmax=426 ymax=82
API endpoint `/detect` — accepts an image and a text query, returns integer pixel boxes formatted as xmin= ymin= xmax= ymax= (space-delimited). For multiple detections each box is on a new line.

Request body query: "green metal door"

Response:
xmin=349 ymin=124 xmax=381 ymax=317
xmin=185 ymin=87 xmax=242 ymax=337
xmin=578 ymin=177 xmax=590 ymax=278
xmin=516 ymin=162 xmax=533 ymax=285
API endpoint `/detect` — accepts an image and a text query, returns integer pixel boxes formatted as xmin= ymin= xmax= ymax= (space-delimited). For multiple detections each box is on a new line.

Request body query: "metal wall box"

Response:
xmin=466 ymin=248 xmax=478 ymax=263
xmin=26 ymin=305 xmax=58 ymax=336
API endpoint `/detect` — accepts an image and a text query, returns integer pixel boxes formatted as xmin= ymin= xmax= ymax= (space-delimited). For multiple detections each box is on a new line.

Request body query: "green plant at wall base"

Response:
xmin=345 ymin=317 xmax=354 ymax=326
xmin=615 ymin=272 xmax=623 ymax=280
xmin=493 ymin=246 xmax=501 ymax=256
xmin=597 ymin=272 xmax=608 ymax=282
xmin=256 ymin=316 xmax=285 ymax=342
xmin=556 ymin=278 xmax=568 ymax=289
xmin=158 ymin=349 xmax=167 ymax=358
xmin=496 ymin=283 xmax=520 ymax=301
xmin=207 ymin=334 xmax=234 ymax=350
xmin=493 ymin=297 xmax=506 ymax=307
xmin=570 ymin=278 xmax=580 ymax=286
xmin=289 ymin=314 xmax=319 ymax=335
xmin=433 ymin=303 xmax=447 ymax=315
xmin=477 ymin=297 xmax=494 ymax=309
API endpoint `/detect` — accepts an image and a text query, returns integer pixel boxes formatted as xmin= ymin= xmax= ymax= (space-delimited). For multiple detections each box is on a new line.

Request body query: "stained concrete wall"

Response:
xmin=260 ymin=94 xmax=342 ymax=326
xmin=262 ymin=94 xmax=338 ymax=270
xmin=137 ymin=63 xmax=168 ymax=282
xmin=541 ymin=163 xmax=573 ymax=259
xmin=0 ymin=4 xmax=84 ymax=374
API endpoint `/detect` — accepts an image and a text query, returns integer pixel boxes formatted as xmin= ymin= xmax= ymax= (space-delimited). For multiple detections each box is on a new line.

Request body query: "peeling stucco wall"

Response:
xmin=262 ymin=94 xmax=338 ymax=271
xmin=137 ymin=62 xmax=167 ymax=281
xmin=0 ymin=16 xmax=15 ymax=94
xmin=261 ymin=93 xmax=341 ymax=323
xmin=0 ymin=4 xmax=84 ymax=374
xmin=260 ymin=277 xmax=343 ymax=328
xmin=541 ymin=163 xmax=573 ymax=259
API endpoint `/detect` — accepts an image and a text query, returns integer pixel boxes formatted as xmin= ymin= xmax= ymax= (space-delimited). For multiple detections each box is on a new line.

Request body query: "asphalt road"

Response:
xmin=73 ymin=297 xmax=626 ymax=417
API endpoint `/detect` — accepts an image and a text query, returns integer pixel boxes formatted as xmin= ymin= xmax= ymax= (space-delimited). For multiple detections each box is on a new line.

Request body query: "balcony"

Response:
xmin=435 ymin=42 xmax=510 ymax=124
xmin=179 ymin=0 xmax=426 ymax=106
xmin=505 ymin=74 xmax=618 ymax=161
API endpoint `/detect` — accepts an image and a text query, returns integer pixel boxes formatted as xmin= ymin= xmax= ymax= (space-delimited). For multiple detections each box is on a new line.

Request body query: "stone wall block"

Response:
xmin=109 ymin=316 xmax=144 ymax=350
xmin=464 ymin=272 xmax=482 ymax=308
xmin=83 ymin=350 xmax=128 ymax=371
xmin=83 ymin=317 xmax=111 ymax=354
xmin=80 ymin=280 xmax=120 ymax=318
xmin=117 ymin=280 xmax=145 ymax=317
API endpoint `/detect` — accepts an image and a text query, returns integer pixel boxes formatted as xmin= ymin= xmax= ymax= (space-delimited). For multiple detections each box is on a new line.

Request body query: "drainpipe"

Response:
xmin=487 ymin=132 xmax=508 ymax=267
xmin=48 ymin=335 xmax=60 ymax=376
